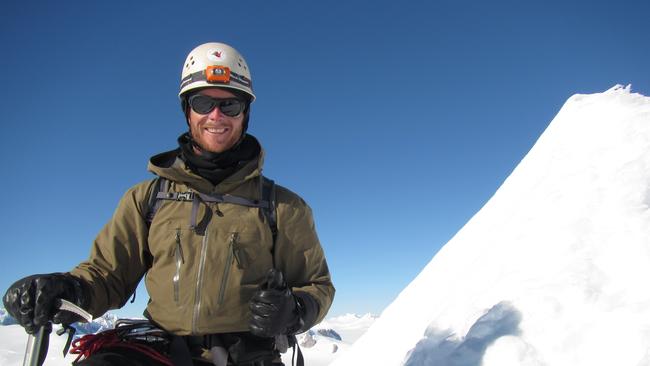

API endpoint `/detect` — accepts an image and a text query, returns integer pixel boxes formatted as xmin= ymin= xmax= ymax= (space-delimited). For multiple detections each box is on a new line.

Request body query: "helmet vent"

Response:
xmin=185 ymin=56 xmax=195 ymax=69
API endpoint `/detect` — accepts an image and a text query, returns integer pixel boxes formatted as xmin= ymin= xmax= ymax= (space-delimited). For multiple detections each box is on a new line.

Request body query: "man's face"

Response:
xmin=187 ymin=88 xmax=246 ymax=154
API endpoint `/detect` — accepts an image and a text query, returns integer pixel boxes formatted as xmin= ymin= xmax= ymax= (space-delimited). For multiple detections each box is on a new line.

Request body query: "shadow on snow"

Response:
xmin=403 ymin=301 xmax=522 ymax=366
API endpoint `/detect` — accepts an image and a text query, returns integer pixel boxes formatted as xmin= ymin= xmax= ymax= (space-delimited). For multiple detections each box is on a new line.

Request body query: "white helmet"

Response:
xmin=179 ymin=42 xmax=255 ymax=101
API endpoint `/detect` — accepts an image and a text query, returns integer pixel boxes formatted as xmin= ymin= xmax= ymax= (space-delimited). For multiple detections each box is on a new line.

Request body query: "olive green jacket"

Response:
xmin=70 ymin=141 xmax=334 ymax=335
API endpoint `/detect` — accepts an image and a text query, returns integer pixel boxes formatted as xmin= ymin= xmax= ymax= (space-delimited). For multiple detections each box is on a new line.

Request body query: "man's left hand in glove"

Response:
xmin=248 ymin=269 xmax=319 ymax=338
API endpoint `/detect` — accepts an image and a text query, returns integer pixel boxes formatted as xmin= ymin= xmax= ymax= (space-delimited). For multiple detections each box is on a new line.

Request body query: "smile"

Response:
xmin=205 ymin=127 xmax=228 ymax=134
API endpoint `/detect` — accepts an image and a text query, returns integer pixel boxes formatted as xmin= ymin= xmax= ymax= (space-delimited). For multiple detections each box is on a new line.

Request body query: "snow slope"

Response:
xmin=332 ymin=85 xmax=650 ymax=366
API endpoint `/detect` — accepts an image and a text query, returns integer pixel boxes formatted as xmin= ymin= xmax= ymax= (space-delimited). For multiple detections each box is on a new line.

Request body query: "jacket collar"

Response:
xmin=147 ymin=134 xmax=265 ymax=194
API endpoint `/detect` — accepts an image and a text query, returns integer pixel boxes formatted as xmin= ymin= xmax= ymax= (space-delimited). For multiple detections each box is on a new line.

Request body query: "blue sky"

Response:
xmin=1 ymin=0 xmax=649 ymax=319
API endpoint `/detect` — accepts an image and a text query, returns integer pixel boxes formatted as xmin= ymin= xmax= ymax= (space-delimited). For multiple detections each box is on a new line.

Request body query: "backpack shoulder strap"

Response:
xmin=261 ymin=176 xmax=278 ymax=245
xmin=145 ymin=177 xmax=169 ymax=226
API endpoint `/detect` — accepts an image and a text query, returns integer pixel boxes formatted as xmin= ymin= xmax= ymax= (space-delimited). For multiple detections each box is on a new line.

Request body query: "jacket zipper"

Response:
xmin=218 ymin=233 xmax=238 ymax=306
xmin=192 ymin=231 xmax=209 ymax=334
xmin=173 ymin=229 xmax=184 ymax=304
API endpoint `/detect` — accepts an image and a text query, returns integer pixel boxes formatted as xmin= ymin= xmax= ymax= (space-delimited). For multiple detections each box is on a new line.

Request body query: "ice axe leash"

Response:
xmin=23 ymin=299 xmax=93 ymax=366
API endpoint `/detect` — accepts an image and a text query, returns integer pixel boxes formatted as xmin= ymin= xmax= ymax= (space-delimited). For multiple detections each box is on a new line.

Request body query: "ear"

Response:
xmin=182 ymin=99 xmax=191 ymax=126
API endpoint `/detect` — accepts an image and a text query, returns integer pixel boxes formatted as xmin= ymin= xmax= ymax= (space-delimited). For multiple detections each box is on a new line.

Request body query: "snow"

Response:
xmin=0 ymin=325 xmax=78 ymax=366
xmin=331 ymin=85 xmax=650 ymax=365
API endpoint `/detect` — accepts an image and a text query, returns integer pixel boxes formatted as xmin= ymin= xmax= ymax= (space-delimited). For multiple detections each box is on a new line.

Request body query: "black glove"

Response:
xmin=249 ymin=269 xmax=304 ymax=338
xmin=3 ymin=273 xmax=88 ymax=334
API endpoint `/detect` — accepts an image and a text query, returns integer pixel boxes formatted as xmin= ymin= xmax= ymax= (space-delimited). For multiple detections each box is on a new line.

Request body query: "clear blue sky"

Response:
xmin=1 ymin=0 xmax=649 ymax=319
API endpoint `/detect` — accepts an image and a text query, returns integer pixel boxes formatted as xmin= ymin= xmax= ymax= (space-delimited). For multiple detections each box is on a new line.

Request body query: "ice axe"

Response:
xmin=23 ymin=299 xmax=93 ymax=366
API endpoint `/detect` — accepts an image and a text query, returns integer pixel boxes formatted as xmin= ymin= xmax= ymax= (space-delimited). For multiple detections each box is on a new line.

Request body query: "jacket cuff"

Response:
xmin=66 ymin=273 xmax=90 ymax=312
xmin=294 ymin=291 xmax=320 ymax=333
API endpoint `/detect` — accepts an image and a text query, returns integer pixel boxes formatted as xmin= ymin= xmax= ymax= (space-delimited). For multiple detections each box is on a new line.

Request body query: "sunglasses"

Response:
xmin=188 ymin=94 xmax=246 ymax=117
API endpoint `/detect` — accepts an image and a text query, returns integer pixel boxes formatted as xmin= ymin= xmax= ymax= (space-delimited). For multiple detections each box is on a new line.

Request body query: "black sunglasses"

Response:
xmin=188 ymin=94 xmax=246 ymax=117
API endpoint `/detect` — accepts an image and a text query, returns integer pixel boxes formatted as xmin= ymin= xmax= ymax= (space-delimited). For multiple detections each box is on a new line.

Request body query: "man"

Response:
xmin=3 ymin=42 xmax=335 ymax=366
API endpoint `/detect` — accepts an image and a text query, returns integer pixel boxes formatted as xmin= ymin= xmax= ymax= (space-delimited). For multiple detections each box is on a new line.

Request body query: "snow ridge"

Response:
xmin=332 ymin=86 xmax=650 ymax=366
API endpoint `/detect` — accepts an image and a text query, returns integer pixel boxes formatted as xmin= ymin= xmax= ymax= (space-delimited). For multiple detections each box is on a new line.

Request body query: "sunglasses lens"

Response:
xmin=189 ymin=95 xmax=217 ymax=114
xmin=218 ymin=99 xmax=243 ymax=117
xmin=189 ymin=95 xmax=244 ymax=117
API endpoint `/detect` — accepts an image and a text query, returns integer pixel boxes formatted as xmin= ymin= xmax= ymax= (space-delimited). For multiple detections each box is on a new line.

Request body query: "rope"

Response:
xmin=69 ymin=329 xmax=173 ymax=366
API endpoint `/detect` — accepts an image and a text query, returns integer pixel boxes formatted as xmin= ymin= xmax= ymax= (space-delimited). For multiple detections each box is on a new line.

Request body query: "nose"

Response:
xmin=207 ymin=105 xmax=224 ymax=120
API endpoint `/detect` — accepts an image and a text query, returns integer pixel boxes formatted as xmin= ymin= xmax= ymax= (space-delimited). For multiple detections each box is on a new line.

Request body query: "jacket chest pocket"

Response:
xmin=146 ymin=225 xmax=200 ymax=308
xmin=225 ymin=229 xmax=273 ymax=286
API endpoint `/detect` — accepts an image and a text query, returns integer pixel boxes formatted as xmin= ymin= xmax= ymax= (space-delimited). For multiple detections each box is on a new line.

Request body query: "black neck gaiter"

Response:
xmin=178 ymin=133 xmax=260 ymax=186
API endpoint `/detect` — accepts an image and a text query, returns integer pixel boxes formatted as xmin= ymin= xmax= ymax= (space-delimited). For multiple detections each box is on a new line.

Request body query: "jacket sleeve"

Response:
xmin=69 ymin=181 xmax=155 ymax=318
xmin=273 ymin=187 xmax=335 ymax=327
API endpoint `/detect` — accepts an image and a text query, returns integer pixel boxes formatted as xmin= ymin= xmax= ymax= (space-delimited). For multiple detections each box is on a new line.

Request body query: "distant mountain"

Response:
xmin=285 ymin=312 xmax=378 ymax=365
xmin=1 ymin=308 xmax=374 ymax=345
xmin=0 ymin=308 xmax=17 ymax=326
xmin=316 ymin=313 xmax=378 ymax=344
xmin=316 ymin=328 xmax=342 ymax=341
xmin=72 ymin=312 xmax=119 ymax=335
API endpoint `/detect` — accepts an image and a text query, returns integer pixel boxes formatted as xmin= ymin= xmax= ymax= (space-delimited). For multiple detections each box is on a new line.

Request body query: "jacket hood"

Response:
xmin=147 ymin=134 xmax=265 ymax=194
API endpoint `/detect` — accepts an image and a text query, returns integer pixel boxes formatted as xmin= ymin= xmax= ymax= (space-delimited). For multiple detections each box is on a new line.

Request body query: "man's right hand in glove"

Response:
xmin=3 ymin=273 xmax=88 ymax=334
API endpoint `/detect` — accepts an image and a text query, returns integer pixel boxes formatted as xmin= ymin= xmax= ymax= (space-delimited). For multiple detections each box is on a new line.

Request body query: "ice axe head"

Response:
xmin=262 ymin=269 xmax=286 ymax=291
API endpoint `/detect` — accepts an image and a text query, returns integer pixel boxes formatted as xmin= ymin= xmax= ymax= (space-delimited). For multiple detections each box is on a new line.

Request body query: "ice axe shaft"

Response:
xmin=22 ymin=299 xmax=93 ymax=366
xmin=23 ymin=325 xmax=50 ymax=366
